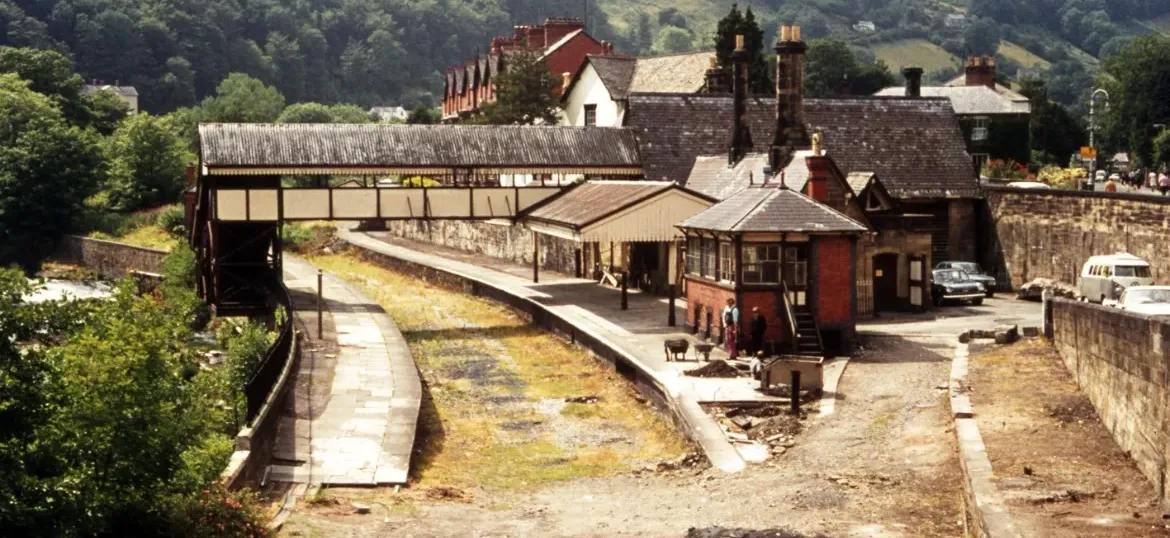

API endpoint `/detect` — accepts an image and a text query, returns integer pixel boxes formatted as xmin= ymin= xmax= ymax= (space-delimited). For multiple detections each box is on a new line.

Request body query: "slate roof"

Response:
xmin=589 ymin=55 xmax=637 ymax=100
xmin=624 ymin=93 xmax=979 ymax=200
xmin=83 ymin=84 xmax=138 ymax=97
xmin=629 ymin=51 xmax=715 ymax=95
xmin=525 ymin=180 xmax=680 ymax=227
xmin=685 ymin=151 xmax=813 ymax=201
xmin=679 ymin=185 xmax=869 ymax=234
xmin=846 ymin=172 xmax=876 ymax=194
xmin=874 ymin=85 xmax=1030 ymax=115
xmin=199 ymin=124 xmax=643 ymax=170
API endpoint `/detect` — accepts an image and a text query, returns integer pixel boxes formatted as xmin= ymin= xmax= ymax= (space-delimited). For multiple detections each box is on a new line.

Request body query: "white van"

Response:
xmin=1080 ymin=253 xmax=1155 ymax=303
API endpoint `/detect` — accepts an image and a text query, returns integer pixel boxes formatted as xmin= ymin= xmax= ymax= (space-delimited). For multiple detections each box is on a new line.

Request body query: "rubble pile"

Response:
xmin=710 ymin=404 xmax=804 ymax=457
xmin=684 ymin=360 xmax=743 ymax=378
xmin=1016 ymin=278 xmax=1079 ymax=301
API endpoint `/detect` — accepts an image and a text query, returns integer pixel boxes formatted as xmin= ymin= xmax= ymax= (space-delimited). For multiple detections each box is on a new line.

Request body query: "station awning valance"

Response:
xmin=521 ymin=181 xmax=715 ymax=243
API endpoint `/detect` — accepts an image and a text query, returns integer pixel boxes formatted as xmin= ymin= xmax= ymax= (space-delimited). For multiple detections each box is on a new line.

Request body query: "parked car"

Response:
xmin=1079 ymin=253 xmax=1155 ymax=303
xmin=1105 ymin=286 xmax=1170 ymax=317
xmin=934 ymin=261 xmax=997 ymax=297
xmin=931 ymin=269 xmax=985 ymax=306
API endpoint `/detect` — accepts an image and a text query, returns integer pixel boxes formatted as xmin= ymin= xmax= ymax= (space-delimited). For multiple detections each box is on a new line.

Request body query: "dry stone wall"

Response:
xmin=1051 ymin=298 xmax=1170 ymax=499
xmin=52 ymin=235 xmax=167 ymax=279
xmin=982 ymin=187 xmax=1170 ymax=290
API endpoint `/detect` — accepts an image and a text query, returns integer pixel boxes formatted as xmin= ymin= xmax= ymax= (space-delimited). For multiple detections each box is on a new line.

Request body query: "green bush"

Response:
xmin=157 ymin=205 xmax=187 ymax=237
xmin=281 ymin=223 xmax=316 ymax=247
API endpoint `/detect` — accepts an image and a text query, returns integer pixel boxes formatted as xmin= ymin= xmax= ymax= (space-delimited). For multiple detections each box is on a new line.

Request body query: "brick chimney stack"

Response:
xmin=770 ymin=25 xmax=809 ymax=172
xmin=704 ymin=55 xmax=731 ymax=94
xmin=964 ymin=56 xmax=996 ymax=89
xmin=729 ymin=35 xmax=753 ymax=166
xmin=543 ymin=17 xmax=584 ymax=47
xmin=902 ymin=67 xmax=923 ymax=97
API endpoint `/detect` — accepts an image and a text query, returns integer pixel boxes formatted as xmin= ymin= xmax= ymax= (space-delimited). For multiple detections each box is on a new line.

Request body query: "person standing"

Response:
xmin=1160 ymin=171 xmax=1170 ymax=196
xmin=749 ymin=307 xmax=768 ymax=357
xmin=1104 ymin=175 xmax=1118 ymax=192
xmin=722 ymin=298 xmax=740 ymax=359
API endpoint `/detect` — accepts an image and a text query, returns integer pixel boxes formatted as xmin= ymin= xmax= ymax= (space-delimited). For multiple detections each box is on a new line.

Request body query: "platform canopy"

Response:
xmin=199 ymin=123 xmax=644 ymax=176
xmin=521 ymin=180 xmax=715 ymax=243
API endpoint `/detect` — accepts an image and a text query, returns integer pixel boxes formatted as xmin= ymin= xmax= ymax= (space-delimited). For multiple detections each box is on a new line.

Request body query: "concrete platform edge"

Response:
xmin=950 ymin=340 xmax=1021 ymax=538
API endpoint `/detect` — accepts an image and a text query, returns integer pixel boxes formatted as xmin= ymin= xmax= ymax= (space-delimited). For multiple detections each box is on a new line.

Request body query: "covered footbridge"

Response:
xmin=191 ymin=123 xmax=645 ymax=316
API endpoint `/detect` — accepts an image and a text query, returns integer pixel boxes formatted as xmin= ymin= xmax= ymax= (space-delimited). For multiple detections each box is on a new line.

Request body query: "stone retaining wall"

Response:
xmin=52 ymin=235 xmax=168 ymax=279
xmin=1050 ymin=298 xmax=1170 ymax=500
xmin=981 ymin=186 xmax=1170 ymax=290
xmin=382 ymin=220 xmax=578 ymax=275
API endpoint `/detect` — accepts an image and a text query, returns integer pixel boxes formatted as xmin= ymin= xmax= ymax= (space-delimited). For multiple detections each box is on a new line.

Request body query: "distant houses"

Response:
xmin=369 ymin=106 xmax=409 ymax=122
xmin=852 ymin=21 xmax=876 ymax=33
xmin=82 ymin=82 xmax=139 ymax=114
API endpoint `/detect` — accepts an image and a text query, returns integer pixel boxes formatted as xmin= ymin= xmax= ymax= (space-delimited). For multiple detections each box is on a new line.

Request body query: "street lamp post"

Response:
xmin=1088 ymin=89 xmax=1110 ymax=188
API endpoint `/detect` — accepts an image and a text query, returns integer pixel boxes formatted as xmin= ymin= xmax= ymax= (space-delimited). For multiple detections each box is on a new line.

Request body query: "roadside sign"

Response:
xmin=1080 ymin=146 xmax=1097 ymax=159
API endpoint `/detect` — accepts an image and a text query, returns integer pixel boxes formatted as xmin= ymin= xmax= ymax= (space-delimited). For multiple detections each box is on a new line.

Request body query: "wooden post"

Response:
xmin=532 ymin=231 xmax=539 ymax=283
xmin=317 ymin=269 xmax=323 ymax=338
xmin=620 ymin=272 xmax=628 ymax=310
xmin=791 ymin=370 xmax=801 ymax=414
xmin=668 ymin=284 xmax=677 ymax=326
xmin=609 ymin=241 xmax=615 ymax=273
xmin=574 ymin=247 xmax=583 ymax=278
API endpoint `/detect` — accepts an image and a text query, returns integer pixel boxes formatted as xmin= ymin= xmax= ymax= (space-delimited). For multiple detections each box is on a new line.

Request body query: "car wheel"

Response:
xmin=985 ymin=289 xmax=994 ymax=298
xmin=971 ymin=298 xmax=984 ymax=306
xmin=932 ymin=293 xmax=942 ymax=307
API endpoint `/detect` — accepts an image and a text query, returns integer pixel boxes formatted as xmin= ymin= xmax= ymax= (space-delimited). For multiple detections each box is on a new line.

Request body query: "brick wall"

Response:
xmin=815 ymin=236 xmax=854 ymax=326
xmin=684 ymin=277 xmax=733 ymax=339
xmin=948 ymin=199 xmax=977 ymax=262
xmin=52 ymin=235 xmax=167 ymax=279
xmin=1051 ymin=298 xmax=1170 ymax=499
xmin=982 ymin=186 xmax=1170 ymax=290
xmin=383 ymin=220 xmax=578 ymax=275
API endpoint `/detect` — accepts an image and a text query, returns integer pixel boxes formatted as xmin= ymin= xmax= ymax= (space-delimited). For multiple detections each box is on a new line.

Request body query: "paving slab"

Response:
xmin=266 ymin=257 xmax=419 ymax=487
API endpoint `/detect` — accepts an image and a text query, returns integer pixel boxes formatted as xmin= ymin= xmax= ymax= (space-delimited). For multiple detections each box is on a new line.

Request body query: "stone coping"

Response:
xmin=949 ymin=339 xmax=1021 ymax=538
xmin=337 ymin=229 xmax=746 ymax=473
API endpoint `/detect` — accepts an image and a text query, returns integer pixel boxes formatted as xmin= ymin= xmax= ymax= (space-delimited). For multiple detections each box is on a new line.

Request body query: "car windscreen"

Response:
xmin=1114 ymin=265 xmax=1152 ymax=278
xmin=935 ymin=270 xmax=967 ymax=282
xmin=1127 ymin=289 xmax=1170 ymax=304
xmin=953 ymin=262 xmax=981 ymax=274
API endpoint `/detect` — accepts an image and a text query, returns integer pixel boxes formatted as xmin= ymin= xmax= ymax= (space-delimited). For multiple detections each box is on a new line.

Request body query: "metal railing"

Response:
xmin=243 ymin=273 xmax=295 ymax=424
xmin=781 ymin=280 xmax=798 ymax=343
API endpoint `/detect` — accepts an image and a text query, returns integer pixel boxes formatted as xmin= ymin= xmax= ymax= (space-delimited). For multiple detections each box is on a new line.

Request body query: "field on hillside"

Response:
xmin=999 ymin=40 xmax=1051 ymax=69
xmin=873 ymin=39 xmax=959 ymax=72
xmin=1141 ymin=13 xmax=1170 ymax=34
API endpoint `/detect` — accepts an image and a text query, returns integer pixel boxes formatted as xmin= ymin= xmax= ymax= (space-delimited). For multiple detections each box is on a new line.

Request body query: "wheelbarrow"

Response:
xmin=664 ymin=339 xmax=690 ymax=362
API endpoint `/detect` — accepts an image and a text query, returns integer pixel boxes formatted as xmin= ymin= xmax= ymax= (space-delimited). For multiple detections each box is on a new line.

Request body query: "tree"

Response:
xmin=82 ymin=88 xmax=131 ymax=135
xmin=715 ymin=4 xmax=771 ymax=94
xmin=633 ymin=12 xmax=653 ymax=53
xmin=104 ymin=113 xmax=192 ymax=211
xmin=1102 ymin=35 xmax=1170 ymax=166
xmin=1153 ymin=129 xmax=1170 ymax=169
xmin=200 ymin=73 xmax=286 ymax=123
xmin=277 ymin=102 xmax=373 ymax=123
xmin=0 ymin=74 xmax=105 ymax=269
xmin=653 ymin=26 xmax=694 ymax=54
xmin=407 ymin=105 xmax=441 ymax=124
xmin=802 ymin=39 xmax=893 ymax=97
xmin=1018 ymin=76 xmax=1087 ymax=165
xmin=964 ymin=18 xmax=1002 ymax=57
xmin=477 ymin=46 xmax=558 ymax=125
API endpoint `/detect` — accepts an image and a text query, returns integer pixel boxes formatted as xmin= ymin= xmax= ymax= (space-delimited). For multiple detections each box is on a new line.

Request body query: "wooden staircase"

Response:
xmin=792 ymin=306 xmax=824 ymax=356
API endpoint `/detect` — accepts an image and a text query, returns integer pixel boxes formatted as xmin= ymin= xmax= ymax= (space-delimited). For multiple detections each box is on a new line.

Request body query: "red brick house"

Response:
xmin=442 ymin=18 xmax=612 ymax=121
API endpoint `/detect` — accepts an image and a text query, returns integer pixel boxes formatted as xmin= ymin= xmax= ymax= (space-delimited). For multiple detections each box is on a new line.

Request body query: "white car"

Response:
xmin=1107 ymin=286 xmax=1170 ymax=317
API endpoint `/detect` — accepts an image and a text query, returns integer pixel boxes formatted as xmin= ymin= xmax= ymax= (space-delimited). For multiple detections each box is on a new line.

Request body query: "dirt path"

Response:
xmin=969 ymin=339 xmax=1170 ymax=537
xmin=280 ymin=255 xmax=963 ymax=538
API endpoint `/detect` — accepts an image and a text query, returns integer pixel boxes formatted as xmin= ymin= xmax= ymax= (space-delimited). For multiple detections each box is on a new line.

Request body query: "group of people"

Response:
xmin=720 ymin=298 xmax=770 ymax=374
xmin=1104 ymin=169 xmax=1170 ymax=195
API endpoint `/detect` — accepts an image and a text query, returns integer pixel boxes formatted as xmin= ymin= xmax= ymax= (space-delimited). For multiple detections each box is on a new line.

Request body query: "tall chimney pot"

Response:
xmin=728 ymin=35 xmax=753 ymax=165
xmin=792 ymin=26 xmax=801 ymax=41
xmin=902 ymin=67 xmax=923 ymax=97
xmin=780 ymin=26 xmax=791 ymax=42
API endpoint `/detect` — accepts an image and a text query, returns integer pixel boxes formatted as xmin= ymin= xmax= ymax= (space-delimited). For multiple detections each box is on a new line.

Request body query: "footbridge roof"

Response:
xmin=199 ymin=123 xmax=644 ymax=176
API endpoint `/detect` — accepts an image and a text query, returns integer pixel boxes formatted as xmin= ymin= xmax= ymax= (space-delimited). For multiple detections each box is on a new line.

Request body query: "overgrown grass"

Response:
xmin=999 ymin=40 xmax=1052 ymax=69
xmin=308 ymin=254 xmax=688 ymax=492
xmin=83 ymin=204 xmax=184 ymax=251
xmin=872 ymin=38 xmax=959 ymax=72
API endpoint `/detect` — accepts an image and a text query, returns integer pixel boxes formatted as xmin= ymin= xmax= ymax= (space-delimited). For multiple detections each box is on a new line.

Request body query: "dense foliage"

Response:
xmin=0 ymin=250 xmax=270 ymax=537
xmin=476 ymin=45 xmax=559 ymax=125
xmin=1100 ymin=34 xmax=1170 ymax=167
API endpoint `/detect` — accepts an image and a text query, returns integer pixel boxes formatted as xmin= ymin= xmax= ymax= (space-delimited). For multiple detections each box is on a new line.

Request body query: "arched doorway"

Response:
xmin=873 ymin=253 xmax=899 ymax=313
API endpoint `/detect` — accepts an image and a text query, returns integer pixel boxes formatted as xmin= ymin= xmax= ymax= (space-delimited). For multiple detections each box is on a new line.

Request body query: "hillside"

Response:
xmin=595 ymin=0 xmax=1167 ymax=103
xmin=0 ymin=0 xmax=1166 ymax=112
